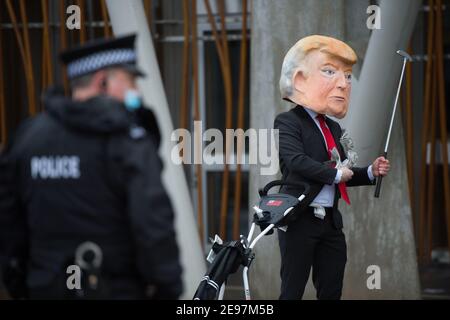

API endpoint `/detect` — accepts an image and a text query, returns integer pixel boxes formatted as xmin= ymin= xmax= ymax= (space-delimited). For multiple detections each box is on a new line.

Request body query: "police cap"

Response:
xmin=60 ymin=34 xmax=145 ymax=80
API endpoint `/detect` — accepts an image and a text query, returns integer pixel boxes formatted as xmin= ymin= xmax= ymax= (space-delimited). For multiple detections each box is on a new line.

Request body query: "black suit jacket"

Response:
xmin=274 ymin=105 xmax=375 ymax=229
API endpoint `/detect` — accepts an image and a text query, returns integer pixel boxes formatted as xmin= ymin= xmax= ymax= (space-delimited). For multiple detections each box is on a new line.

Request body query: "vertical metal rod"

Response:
xmin=204 ymin=0 xmax=231 ymax=239
xmin=232 ymin=0 xmax=248 ymax=240
xmin=218 ymin=282 xmax=226 ymax=300
xmin=214 ymin=0 xmax=233 ymax=239
xmin=191 ymin=0 xmax=204 ymax=245
xmin=243 ymin=266 xmax=250 ymax=300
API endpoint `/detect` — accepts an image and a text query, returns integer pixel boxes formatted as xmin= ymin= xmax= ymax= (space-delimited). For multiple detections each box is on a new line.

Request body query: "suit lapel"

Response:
xmin=293 ymin=106 xmax=328 ymax=154
xmin=293 ymin=106 xmax=345 ymax=160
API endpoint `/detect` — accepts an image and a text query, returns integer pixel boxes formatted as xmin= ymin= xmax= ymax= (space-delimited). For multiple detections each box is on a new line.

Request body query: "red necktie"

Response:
xmin=317 ymin=115 xmax=350 ymax=205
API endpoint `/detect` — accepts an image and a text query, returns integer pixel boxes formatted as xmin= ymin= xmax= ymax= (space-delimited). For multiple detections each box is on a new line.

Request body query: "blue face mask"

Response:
xmin=124 ymin=90 xmax=142 ymax=111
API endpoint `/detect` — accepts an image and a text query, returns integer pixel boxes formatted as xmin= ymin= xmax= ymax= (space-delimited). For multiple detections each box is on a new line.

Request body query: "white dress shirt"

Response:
xmin=303 ymin=108 xmax=374 ymax=207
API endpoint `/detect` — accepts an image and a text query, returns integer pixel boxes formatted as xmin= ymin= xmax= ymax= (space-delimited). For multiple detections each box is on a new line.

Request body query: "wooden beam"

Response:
xmin=435 ymin=0 xmax=450 ymax=256
xmin=100 ymin=0 xmax=112 ymax=38
xmin=418 ymin=0 xmax=435 ymax=263
xmin=76 ymin=0 xmax=86 ymax=43
xmin=59 ymin=0 xmax=69 ymax=94
xmin=426 ymin=54 xmax=438 ymax=263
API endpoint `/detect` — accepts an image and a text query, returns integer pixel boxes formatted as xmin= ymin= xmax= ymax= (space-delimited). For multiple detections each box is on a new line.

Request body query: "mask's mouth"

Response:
xmin=330 ymin=96 xmax=346 ymax=102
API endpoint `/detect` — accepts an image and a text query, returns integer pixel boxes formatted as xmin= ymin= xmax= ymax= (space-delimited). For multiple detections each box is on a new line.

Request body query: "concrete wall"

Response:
xmin=249 ymin=0 xmax=421 ymax=299
xmin=340 ymin=113 xmax=420 ymax=299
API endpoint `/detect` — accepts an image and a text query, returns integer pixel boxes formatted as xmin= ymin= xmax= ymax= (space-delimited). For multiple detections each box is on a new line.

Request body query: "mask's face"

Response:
xmin=105 ymin=68 xmax=138 ymax=103
xmin=293 ymin=51 xmax=352 ymax=118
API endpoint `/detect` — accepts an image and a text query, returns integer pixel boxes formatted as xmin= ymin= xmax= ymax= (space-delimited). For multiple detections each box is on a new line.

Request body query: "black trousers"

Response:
xmin=278 ymin=207 xmax=347 ymax=300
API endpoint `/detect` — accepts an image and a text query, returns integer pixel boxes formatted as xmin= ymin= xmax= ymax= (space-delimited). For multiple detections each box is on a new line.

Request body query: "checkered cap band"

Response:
xmin=67 ymin=48 xmax=136 ymax=79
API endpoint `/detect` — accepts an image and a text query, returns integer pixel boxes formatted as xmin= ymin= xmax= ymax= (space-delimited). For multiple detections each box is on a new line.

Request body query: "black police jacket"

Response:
xmin=0 ymin=89 xmax=182 ymax=299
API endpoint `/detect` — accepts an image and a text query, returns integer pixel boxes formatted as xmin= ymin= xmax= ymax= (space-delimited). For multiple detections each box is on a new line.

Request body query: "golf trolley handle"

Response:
xmin=259 ymin=180 xmax=310 ymax=197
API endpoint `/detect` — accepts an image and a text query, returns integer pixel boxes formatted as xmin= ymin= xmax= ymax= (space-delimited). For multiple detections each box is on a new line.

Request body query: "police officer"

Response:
xmin=0 ymin=34 xmax=182 ymax=299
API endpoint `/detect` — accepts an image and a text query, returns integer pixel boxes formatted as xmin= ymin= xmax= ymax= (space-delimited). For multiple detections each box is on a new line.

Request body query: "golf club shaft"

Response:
xmin=374 ymin=57 xmax=408 ymax=198
xmin=384 ymin=58 xmax=408 ymax=152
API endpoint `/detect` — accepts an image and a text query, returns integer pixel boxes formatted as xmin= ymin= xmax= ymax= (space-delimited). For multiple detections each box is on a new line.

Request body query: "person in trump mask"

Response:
xmin=274 ymin=35 xmax=390 ymax=300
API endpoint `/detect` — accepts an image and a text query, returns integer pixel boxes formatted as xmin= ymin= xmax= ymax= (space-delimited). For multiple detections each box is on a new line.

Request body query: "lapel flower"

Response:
xmin=327 ymin=129 xmax=358 ymax=169
xmin=339 ymin=129 xmax=358 ymax=168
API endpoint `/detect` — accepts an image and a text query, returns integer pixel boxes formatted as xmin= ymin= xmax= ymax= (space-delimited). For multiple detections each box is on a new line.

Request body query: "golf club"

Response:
xmin=374 ymin=50 xmax=412 ymax=198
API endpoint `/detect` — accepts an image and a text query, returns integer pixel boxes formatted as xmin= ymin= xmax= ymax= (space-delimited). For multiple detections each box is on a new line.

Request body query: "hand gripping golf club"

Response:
xmin=375 ymin=50 xmax=412 ymax=198
xmin=374 ymin=50 xmax=412 ymax=198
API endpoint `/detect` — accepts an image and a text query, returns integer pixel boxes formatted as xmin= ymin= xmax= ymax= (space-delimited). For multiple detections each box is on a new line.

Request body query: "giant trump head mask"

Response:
xmin=279 ymin=35 xmax=357 ymax=119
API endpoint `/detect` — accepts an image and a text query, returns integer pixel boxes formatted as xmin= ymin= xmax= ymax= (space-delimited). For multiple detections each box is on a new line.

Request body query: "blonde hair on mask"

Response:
xmin=279 ymin=35 xmax=357 ymax=100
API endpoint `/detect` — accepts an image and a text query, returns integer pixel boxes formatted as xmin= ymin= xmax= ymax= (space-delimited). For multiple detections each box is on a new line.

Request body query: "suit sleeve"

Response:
xmin=346 ymin=166 xmax=376 ymax=187
xmin=274 ymin=113 xmax=337 ymax=185
xmin=123 ymin=136 xmax=183 ymax=299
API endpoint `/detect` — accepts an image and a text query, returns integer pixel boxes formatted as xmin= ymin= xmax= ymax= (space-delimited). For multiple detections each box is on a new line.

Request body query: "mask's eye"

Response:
xmin=321 ymin=68 xmax=336 ymax=77
xmin=345 ymin=73 xmax=352 ymax=82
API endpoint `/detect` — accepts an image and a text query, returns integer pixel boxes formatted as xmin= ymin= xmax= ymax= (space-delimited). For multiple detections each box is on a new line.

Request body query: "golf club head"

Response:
xmin=396 ymin=50 xmax=413 ymax=62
